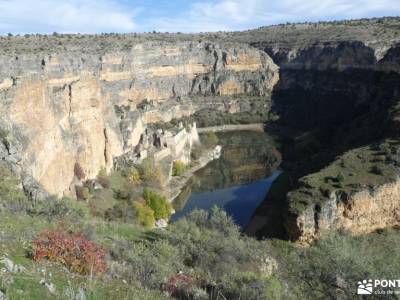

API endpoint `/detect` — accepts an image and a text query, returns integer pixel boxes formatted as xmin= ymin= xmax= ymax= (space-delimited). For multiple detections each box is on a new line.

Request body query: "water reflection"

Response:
xmin=172 ymin=131 xmax=281 ymax=227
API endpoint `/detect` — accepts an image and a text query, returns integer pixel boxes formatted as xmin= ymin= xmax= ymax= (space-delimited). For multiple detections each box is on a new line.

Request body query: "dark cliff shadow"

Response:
xmin=250 ymin=61 xmax=400 ymax=240
xmin=270 ymin=68 xmax=400 ymax=177
xmin=222 ymin=170 xmax=282 ymax=228
xmin=244 ymin=171 xmax=289 ymax=239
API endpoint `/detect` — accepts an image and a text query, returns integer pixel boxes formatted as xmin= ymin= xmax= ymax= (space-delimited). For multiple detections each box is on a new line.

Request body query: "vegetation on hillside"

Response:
xmin=172 ymin=160 xmax=187 ymax=177
xmin=288 ymin=139 xmax=400 ymax=214
xmin=143 ymin=189 xmax=173 ymax=220
xmin=0 ymin=17 xmax=398 ymax=55
xmin=0 ymin=165 xmax=399 ymax=299
xmin=202 ymin=131 xmax=219 ymax=148
xmin=64 ymin=159 xmax=173 ymax=228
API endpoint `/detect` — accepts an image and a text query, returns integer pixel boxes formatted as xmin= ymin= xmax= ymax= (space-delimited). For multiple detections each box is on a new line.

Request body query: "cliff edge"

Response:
xmin=0 ymin=40 xmax=278 ymax=197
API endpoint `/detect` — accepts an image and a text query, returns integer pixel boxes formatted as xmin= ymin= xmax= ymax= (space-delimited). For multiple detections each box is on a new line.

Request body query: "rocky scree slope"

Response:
xmin=235 ymin=17 xmax=400 ymax=243
xmin=0 ymin=40 xmax=278 ymax=198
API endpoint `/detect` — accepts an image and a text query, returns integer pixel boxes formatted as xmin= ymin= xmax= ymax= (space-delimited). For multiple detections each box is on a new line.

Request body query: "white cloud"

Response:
xmin=0 ymin=0 xmax=137 ymax=34
xmin=0 ymin=0 xmax=398 ymax=34
xmin=145 ymin=0 xmax=400 ymax=33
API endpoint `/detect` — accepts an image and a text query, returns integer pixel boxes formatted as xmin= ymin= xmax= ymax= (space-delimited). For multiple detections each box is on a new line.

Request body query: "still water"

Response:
xmin=172 ymin=131 xmax=282 ymax=228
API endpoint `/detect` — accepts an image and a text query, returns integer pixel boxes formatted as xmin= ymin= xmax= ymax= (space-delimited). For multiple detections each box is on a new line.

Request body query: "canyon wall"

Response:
xmin=272 ymin=43 xmax=400 ymax=242
xmin=0 ymin=41 xmax=278 ymax=197
xmin=257 ymin=41 xmax=400 ymax=132
xmin=243 ymin=27 xmax=400 ymax=242
xmin=1 ymin=19 xmax=399 ymax=242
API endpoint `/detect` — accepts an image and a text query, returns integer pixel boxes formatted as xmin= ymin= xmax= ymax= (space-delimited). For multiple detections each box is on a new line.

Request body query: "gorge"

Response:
xmin=236 ymin=19 xmax=400 ymax=243
xmin=0 ymin=40 xmax=278 ymax=199
xmin=1 ymin=17 xmax=400 ymax=244
xmin=171 ymin=130 xmax=281 ymax=227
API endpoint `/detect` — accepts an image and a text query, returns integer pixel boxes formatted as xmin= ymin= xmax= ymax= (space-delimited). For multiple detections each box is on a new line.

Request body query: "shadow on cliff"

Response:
xmin=271 ymin=68 xmax=400 ymax=177
xmin=251 ymin=66 xmax=400 ymax=240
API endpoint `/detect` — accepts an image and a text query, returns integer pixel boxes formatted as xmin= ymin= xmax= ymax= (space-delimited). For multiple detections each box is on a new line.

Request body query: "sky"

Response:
xmin=0 ymin=0 xmax=399 ymax=34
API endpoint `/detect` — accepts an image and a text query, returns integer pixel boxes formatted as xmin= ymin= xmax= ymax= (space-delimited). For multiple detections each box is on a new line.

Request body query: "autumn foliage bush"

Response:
xmin=163 ymin=273 xmax=199 ymax=298
xmin=32 ymin=229 xmax=107 ymax=275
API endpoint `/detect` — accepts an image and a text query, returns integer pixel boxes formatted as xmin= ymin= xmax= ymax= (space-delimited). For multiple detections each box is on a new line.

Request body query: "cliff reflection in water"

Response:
xmin=172 ymin=131 xmax=282 ymax=227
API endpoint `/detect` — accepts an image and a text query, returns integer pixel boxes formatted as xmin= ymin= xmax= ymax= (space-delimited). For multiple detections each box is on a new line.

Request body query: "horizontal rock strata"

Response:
xmin=0 ymin=41 xmax=278 ymax=196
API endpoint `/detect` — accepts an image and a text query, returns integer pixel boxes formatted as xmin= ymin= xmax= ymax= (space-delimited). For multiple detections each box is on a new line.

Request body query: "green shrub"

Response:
xmin=108 ymin=207 xmax=273 ymax=298
xmin=28 ymin=196 xmax=89 ymax=220
xmin=336 ymin=173 xmax=344 ymax=182
xmin=143 ymin=189 xmax=172 ymax=220
xmin=161 ymin=208 xmax=276 ymax=298
xmin=97 ymin=168 xmax=110 ymax=188
xmin=140 ymin=159 xmax=167 ymax=188
xmin=105 ymin=202 xmax=137 ymax=223
xmin=216 ymin=272 xmax=284 ymax=300
xmin=202 ymin=131 xmax=219 ymax=148
xmin=167 ymin=208 xmax=265 ymax=277
xmin=117 ymin=240 xmax=183 ymax=289
xmin=172 ymin=160 xmax=187 ymax=176
xmin=133 ymin=202 xmax=155 ymax=228
xmin=319 ymin=184 xmax=333 ymax=197
xmin=129 ymin=167 xmax=142 ymax=184
xmin=275 ymin=230 xmax=400 ymax=299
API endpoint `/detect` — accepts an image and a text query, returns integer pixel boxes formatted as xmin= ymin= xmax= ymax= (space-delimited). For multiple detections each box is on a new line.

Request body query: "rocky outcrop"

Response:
xmin=0 ymin=41 xmax=278 ymax=197
xmin=114 ymin=122 xmax=200 ymax=170
xmin=287 ymin=179 xmax=400 ymax=244
xmin=258 ymin=41 xmax=400 ymax=73
xmin=282 ymin=138 xmax=400 ymax=243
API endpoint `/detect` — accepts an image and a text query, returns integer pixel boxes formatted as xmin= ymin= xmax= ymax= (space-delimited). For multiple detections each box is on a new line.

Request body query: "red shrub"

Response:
xmin=32 ymin=229 xmax=107 ymax=275
xmin=164 ymin=273 xmax=198 ymax=297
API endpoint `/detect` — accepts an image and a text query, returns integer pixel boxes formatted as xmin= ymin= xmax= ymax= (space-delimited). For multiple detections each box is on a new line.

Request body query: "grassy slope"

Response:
xmin=0 ymin=212 xmax=166 ymax=300
xmin=288 ymin=139 xmax=400 ymax=214
xmin=2 ymin=207 xmax=400 ymax=299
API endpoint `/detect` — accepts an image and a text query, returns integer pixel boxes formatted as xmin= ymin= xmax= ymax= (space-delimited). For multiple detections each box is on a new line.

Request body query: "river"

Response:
xmin=171 ymin=130 xmax=282 ymax=228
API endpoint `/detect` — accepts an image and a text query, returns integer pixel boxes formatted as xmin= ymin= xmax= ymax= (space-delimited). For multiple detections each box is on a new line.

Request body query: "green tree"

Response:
xmin=143 ymin=189 xmax=172 ymax=220
xmin=133 ymin=202 xmax=155 ymax=228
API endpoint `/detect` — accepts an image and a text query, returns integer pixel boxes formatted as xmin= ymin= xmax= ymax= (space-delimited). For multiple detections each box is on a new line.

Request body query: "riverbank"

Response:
xmin=164 ymin=145 xmax=222 ymax=201
xmin=197 ymin=123 xmax=265 ymax=133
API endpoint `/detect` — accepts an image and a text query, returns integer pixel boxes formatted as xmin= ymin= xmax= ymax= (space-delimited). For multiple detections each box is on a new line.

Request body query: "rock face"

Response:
xmin=2 ymin=18 xmax=399 ymax=243
xmin=0 ymin=41 xmax=278 ymax=196
xmin=237 ymin=20 xmax=400 ymax=243
xmin=287 ymin=179 xmax=400 ymax=244
xmin=260 ymin=42 xmax=400 ymax=133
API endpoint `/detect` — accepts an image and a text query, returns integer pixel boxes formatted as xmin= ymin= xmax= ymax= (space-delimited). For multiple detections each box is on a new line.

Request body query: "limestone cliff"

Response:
xmin=288 ymin=179 xmax=400 ymax=244
xmin=275 ymin=43 xmax=400 ymax=242
xmin=0 ymin=41 xmax=278 ymax=197
xmin=239 ymin=19 xmax=400 ymax=242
